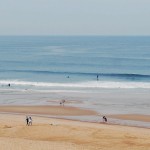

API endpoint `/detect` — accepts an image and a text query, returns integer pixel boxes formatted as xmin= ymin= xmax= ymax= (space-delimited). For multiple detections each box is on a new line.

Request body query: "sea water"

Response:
xmin=0 ymin=36 xmax=150 ymax=118
xmin=0 ymin=36 xmax=150 ymax=89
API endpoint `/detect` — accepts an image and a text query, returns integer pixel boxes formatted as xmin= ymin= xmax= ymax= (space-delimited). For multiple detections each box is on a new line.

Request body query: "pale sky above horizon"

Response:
xmin=0 ymin=0 xmax=150 ymax=36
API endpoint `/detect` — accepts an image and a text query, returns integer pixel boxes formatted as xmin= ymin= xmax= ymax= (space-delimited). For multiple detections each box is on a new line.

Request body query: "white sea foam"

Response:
xmin=1 ymin=80 xmax=150 ymax=89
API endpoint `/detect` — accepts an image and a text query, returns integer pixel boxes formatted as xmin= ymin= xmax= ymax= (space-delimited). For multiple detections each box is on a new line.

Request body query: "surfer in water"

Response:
xmin=97 ymin=74 xmax=99 ymax=81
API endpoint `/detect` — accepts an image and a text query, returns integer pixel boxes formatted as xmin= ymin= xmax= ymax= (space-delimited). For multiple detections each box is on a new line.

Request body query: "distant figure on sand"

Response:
xmin=60 ymin=99 xmax=66 ymax=106
xmin=28 ymin=116 xmax=32 ymax=126
xmin=26 ymin=116 xmax=29 ymax=125
xmin=8 ymin=83 xmax=10 ymax=87
xmin=103 ymin=116 xmax=107 ymax=123
xmin=26 ymin=116 xmax=32 ymax=126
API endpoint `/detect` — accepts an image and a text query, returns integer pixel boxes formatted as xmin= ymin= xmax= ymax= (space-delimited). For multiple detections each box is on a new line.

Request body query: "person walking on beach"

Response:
xmin=26 ymin=116 xmax=32 ymax=126
xmin=26 ymin=116 xmax=29 ymax=126
xmin=28 ymin=116 xmax=32 ymax=126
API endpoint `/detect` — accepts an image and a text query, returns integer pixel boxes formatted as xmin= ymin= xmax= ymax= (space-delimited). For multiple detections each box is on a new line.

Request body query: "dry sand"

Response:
xmin=0 ymin=112 xmax=150 ymax=150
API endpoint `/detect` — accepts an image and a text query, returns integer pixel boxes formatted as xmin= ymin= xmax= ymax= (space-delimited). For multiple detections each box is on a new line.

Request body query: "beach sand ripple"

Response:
xmin=0 ymin=114 xmax=150 ymax=150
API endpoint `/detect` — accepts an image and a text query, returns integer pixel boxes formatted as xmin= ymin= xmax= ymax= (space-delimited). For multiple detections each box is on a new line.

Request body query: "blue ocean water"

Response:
xmin=0 ymin=36 xmax=150 ymax=90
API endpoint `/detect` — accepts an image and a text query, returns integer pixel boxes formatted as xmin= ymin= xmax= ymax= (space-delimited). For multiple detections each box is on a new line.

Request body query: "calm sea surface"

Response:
xmin=0 ymin=36 xmax=150 ymax=90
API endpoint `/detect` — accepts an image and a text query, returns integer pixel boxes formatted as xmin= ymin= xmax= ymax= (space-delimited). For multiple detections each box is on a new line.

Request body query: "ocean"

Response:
xmin=0 ymin=36 xmax=150 ymax=127
xmin=0 ymin=36 xmax=150 ymax=90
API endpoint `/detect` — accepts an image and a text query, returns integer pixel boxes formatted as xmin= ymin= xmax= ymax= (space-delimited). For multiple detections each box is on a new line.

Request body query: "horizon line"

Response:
xmin=0 ymin=35 xmax=150 ymax=37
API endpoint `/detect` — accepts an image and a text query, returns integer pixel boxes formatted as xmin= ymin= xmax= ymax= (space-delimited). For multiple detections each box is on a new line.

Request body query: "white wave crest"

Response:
xmin=1 ymin=80 xmax=150 ymax=89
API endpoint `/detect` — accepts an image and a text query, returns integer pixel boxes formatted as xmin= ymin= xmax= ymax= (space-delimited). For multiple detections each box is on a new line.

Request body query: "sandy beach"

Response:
xmin=0 ymin=105 xmax=97 ymax=116
xmin=0 ymin=107 xmax=150 ymax=150
xmin=108 ymin=114 xmax=150 ymax=123
xmin=0 ymin=90 xmax=150 ymax=149
xmin=0 ymin=105 xmax=150 ymax=123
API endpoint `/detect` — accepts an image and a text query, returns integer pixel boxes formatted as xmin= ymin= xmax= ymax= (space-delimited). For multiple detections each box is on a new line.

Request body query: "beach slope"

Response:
xmin=0 ymin=113 xmax=150 ymax=150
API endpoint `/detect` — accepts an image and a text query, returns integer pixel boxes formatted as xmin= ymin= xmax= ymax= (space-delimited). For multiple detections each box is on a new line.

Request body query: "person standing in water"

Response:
xmin=103 ymin=116 xmax=107 ymax=123
xmin=97 ymin=74 xmax=99 ymax=81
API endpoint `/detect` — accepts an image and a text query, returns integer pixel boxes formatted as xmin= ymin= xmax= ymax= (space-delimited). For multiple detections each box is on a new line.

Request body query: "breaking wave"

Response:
xmin=1 ymin=80 xmax=150 ymax=89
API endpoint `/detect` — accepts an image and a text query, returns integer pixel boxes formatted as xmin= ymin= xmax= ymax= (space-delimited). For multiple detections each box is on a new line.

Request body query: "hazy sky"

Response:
xmin=0 ymin=0 xmax=150 ymax=35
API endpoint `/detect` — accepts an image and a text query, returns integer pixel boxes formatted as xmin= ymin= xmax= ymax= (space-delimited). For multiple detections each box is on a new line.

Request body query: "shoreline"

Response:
xmin=0 ymin=105 xmax=149 ymax=129
xmin=0 ymin=88 xmax=150 ymax=128
xmin=0 ymin=88 xmax=149 ymax=115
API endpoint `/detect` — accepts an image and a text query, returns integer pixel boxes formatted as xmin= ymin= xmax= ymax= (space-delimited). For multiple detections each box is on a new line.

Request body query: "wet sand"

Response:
xmin=0 ymin=105 xmax=97 ymax=116
xmin=0 ymin=113 xmax=150 ymax=150
xmin=0 ymin=105 xmax=150 ymax=122
xmin=108 ymin=114 xmax=150 ymax=122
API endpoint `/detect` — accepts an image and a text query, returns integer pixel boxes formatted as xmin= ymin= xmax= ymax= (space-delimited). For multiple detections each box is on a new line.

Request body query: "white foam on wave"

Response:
xmin=1 ymin=80 xmax=150 ymax=89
